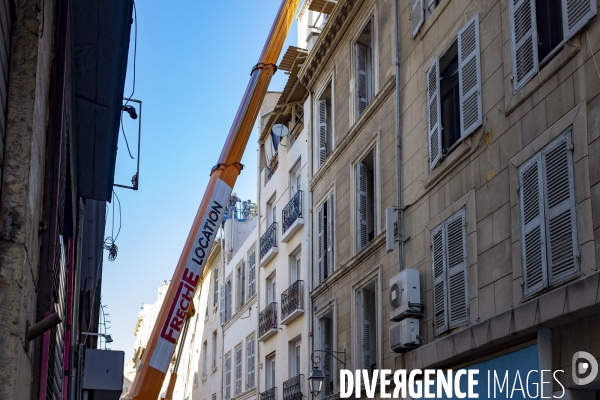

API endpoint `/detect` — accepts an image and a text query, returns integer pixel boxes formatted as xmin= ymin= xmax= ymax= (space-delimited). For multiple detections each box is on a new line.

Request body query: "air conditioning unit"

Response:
xmin=390 ymin=318 xmax=420 ymax=352
xmin=389 ymin=268 xmax=423 ymax=321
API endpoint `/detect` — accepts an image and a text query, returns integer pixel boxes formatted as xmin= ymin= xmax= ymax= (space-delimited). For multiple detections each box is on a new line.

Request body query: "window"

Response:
xmin=205 ymin=304 xmax=209 ymax=320
xmin=319 ymin=311 xmax=334 ymax=398
xmin=355 ymin=18 xmax=374 ymax=118
xmin=431 ymin=209 xmax=469 ymax=336
xmin=519 ymin=131 xmax=578 ymax=297
xmin=357 ymin=280 xmax=377 ymax=375
xmin=247 ymin=336 xmax=255 ymax=389
xmin=427 ymin=15 xmax=482 ymax=170
xmin=213 ymin=267 xmax=219 ymax=308
xmin=212 ymin=331 xmax=217 ymax=371
xmin=212 ymin=394 xmax=216 ymax=400
xmin=225 ymin=352 xmax=232 ymax=399
xmin=356 ymin=149 xmax=376 ymax=251
xmin=266 ymin=353 xmax=276 ymax=390
xmin=248 ymin=250 xmax=256 ymax=297
xmin=410 ymin=0 xmax=443 ymax=37
xmin=235 ymin=345 xmax=243 ymax=395
xmin=237 ymin=261 xmax=246 ymax=310
xmin=317 ymin=82 xmax=333 ymax=168
xmin=290 ymin=159 xmax=301 ymax=195
xmin=267 ymin=275 xmax=277 ymax=304
xmin=290 ymin=251 xmax=301 ymax=284
xmin=289 ymin=338 xmax=301 ymax=378
xmin=316 ymin=194 xmax=334 ymax=285
xmin=202 ymin=341 xmax=208 ymax=378
xmin=267 ymin=196 xmax=276 ymax=227
xmin=509 ymin=0 xmax=596 ymax=91
xmin=221 ymin=278 xmax=232 ymax=325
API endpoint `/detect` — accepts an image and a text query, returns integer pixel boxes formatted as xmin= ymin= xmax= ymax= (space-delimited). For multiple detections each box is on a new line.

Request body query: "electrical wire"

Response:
xmin=585 ymin=29 xmax=600 ymax=80
xmin=120 ymin=0 xmax=138 ymax=159
xmin=104 ymin=190 xmax=123 ymax=261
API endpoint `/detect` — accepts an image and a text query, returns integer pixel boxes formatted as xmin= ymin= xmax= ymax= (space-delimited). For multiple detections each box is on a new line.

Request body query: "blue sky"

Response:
xmin=104 ymin=0 xmax=299 ymax=362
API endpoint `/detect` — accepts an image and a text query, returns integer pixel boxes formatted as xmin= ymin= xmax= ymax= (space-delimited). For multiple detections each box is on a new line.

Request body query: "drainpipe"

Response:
xmin=394 ymin=0 xmax=404 ymax=272
xmin=306 ymin=91 xmax=314 ymax=379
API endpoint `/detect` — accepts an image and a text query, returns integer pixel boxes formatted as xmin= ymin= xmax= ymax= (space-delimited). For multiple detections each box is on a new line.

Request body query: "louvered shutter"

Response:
xmin=509 ymin=0 xmax=539 ymax=92
xmin=225 ymin=355 xmax=231 ymax=399
xmin=458 ymin=15 xmax=483 ymax=138
xmin=445 ymin=210 xmax=469 ymax=328
xmin=356 ymin=43 xmax=368 ymax=116
xmin=228 ymin=281 xmax=232 ymax=320
xmin=427 ymin=58 xmax=442 ymax=169
xmin=240 ymin=260 xmax=246 ymax=306
xmin=519 ymin=155 xmax=548 ymax=296
xmin=411 ymin=0 xmax=425 ymax=38
xmin=235 ymin=347 xmax=242 ymax=394
xmin=247 ymin=338 xmax=255 ymax=389
xmin=356 ymin=162 xmax=368 ymax=250
xmin=248 ymin=252 xmax=256 ymax=297
xmin=542 ymin=133 xmax=578 ymax=284
xmin=317 ymin=204 xmax=324 ymax=284
xmin=322 ymin=318 xmax=332 ymax=397
xmin=431 ymin=225 xmax=448 ymax=335
xmin=361 ymin=290 xmax=374 ymax=371
xmin=220 ymin=283 xmax=226 ymax=325
xmin=326 ymin=194 xmax=334 ymax=277
xmin=562 ymin=0 xmax=597 ymax=40
xmin=318 ymin=99 xmax=328 ymax=167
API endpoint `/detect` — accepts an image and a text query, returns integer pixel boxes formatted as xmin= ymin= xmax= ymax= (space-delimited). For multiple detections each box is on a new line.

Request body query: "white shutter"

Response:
xmin=519 ymin=154 xmax=548 ymax=296
xmin=445 ymin=210 xmax=469 ymax=328
xmin=240 ymin=260 xmax=246 ymax=306
xmin=431 ymin=225 xmax=448 ymax=335
xmin=247 ymin=338 xmax=255 ymax=389
xmin=458 ymin=15 xmax=483 ymax=138
xmin=541 ymin=133 xmax=578 ymax=284
xmin=228 ymin=281 xmax=232 ymax=320
xmin=317 ymin=204 xmax=324 ymax=284
xmin=356 ymin=162 xmax=368 ymax=251
xmin=220 ymin=283 xmax=226 ymax=325
xmin=318 ymin=99 xmax=328 ymax=167
xmin=562 ymin=0 xmax=597 ymax=40
xmin=427 ymin=58 xmax=442 ymax=169
xmin=225 ymin=354 xmax=231 ymax=399
xmin=326 ymin=193 xmax=334 ymax=277
xmin=248 ymin=251 xmax=256 ymax=297
xmin=235 ymin=347 xmax=242 ymax=394
xmin=356 ymin=43 xmax=368 ymax=116
xmin=411 ymin=0 xmax=425 ymax=38
xmin=322 ymin=318 xmax=332 ymax=397
xmin=509 ymin=0 xmax=539 ymax=92
xmin=360 ymin=290 xmax=374 ymax=371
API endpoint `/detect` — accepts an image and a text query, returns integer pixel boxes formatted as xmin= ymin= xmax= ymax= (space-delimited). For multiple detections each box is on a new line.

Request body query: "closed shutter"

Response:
xmin=247 ymin=338 xmax=255 ymax=389
xmin=322 ymin=318 xmax=332 ymax=397
xmin=445 ymin=210 xmax=469 ymax=328
xmin=225 ymin=355 xmax=231 ymax=399
xmin=410 ymin=0 xmax=425 ymax=38
xmin=220 ymin=283 xmax=226 ymax=325
xmin=240 ymin=260 xmax=246 ymax=306
xmin=542 ymin=133 xmax=578 ymax=284
xmin=509 ymin=0 xmax=539 ymax=92
xmin=431 ymin=225 xmax=448 ymax=335
xmin=356 ymin=43 xmax=368 ymax=116
xmin=318 ymin=99 xmax=328 ymax=167
xmin=427 ymin=58 xmax=442 ymax=169
xmin=356 ymin=161 xmax=368 ymax=251
xmin=326 ymin=194 xmax=334 ymax=277
xmin=248 ymin=252 xmax=256 ymax=297
xmin=360 ymin=290 xmax=374 ymax=372
xmin=317 ymin=204 xmax=324 ymax=284
xmin=457 ymin=15 xmax=482 ymax=138
xmin=228 ymin=281 xmax=232 ymax=320
xmin=562 ymin=0 xmax=597 ymax=40
xmin=235 ymin=347 xmax=242 ymax=394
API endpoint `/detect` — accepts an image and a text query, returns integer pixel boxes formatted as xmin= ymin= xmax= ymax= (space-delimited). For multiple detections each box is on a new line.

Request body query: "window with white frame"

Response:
xmin=410 ymin=0 xmax=443 ymax=37
xmin=267 ymin=196 xmax=276 ymax=227
xmin=427 ymin=15 xmax=482 ymax=170
xmin=235 ymin=345 xmax=243 ymax=395
xmin=225 ymin=352 xmax=232 ymax=399
xmin=355 ymin=18 xmax=375 ymax=118
xmin=248 ymin=249 xmax=256 ymax=298
xmin=509 ymin=0 xmax=596 ymax=92
xmin=518 ymin=130 xmax=578 ymax=297
xmin=212 ymin=331 xmax=217 ymax=371
xmin=237 ymin=261 xmax=246 ymax=310
xmin=213 ymin=267 xmax=219 ymax=308
xmin=220 ymin=279 xmax=233 ymax=325
xmin=247 ymin=336 xmax=255 ymax=389
xmin=431 ymin=209 xmax=469 ymax=336
xmin=289 ymin=337 xmax=301 ymax=378
xmin=356 ymin=280 xmax=377 ymax=375
xmin=290 ymin=250 xmax=301 ymax=284
xmin=316 ymin=194 xmax=334 ymax=285
xmin=290 ymin=159 xmax=302 ymax=195
xmin=319 ymin=311 xmax=334 ymax=398
xmin=356 ymin=148 xmax=376 ymax=251
xmin=267 ymin=274 xmax=277 ymax=304
xmin=266 ymin=353 xmax=276 ymax=390
xmin=317 ymin=82 xmax=333 ymax=168
xmin=202 ymin=340 xmax=208 ymax=378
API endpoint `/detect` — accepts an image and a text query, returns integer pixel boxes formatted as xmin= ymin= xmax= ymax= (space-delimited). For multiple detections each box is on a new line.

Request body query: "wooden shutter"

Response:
xmin=519 ymin=155 xmax=548 ymax=296
xmin=427 ymin=58 xmax=442 ymax=169
xmin=225 ymin=354 xmax=231 ymax=399
xmin=318 ymin=99 xmax=328 ymax=167
xmin=247 ymin=338 xmax=255 ymax=389
xmin=235 ymin=347 xmax=241 ymax=394
xmin=322 ymin=318 xmax=332 ymax=397
xmin=356 ymin=43 xmax=368 ymax=117
xmin=220 ymin=283 xmax=226 ymax=325
xmin=509 ymin=0 xmax=539 ymax=92
xmin=445 ymin=210 xmax=469 ymax=328
xmin=562 ymin=0 xmax=597 ymax=40
xmin=356 ymin=161 xmax=368 ymax=250
xmin=431 ymin=225 xmax=448 ymax=335
xmin=458 ymin=15 xmax=483 ymax=138
xmin=411 ymin=0 xmax=425 ymax=38
xmin=248 ymin=251 xmax=256 ymax=297
xmin=542 ymin=133 xmax=578 ymax=284
xmin=326 ymin=193 xmax=334 ymax=277
xmin=240 ymin=260 xmax=246 ymax=306
xmin=360 ymin=290 xmax=374 ymax=371
xmin=317 ymin=204 xmax=324 ymax=284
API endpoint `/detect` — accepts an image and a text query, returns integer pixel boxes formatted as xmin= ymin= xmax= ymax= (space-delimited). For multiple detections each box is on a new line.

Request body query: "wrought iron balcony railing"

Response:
xmin=259 ymin=302 xmax=278 ymax=339
xmin=282 ymin=190 xmax=303 ymax=234
xmin=283 ymin=375 xmax=304 ymax=400
xmin=261 ymin=387 xmax=277 ymax=400
xmin=281 ymin=280 xmax=303 ymax=322
xmin=260 ymin=222 xmax=278 ymax=260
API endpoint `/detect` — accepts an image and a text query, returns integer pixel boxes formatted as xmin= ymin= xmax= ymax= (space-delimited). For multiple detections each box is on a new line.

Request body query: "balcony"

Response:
xmin=283 ymin=375 xmax=304 ymax=400
xmin=280 ymin=280 xmax=304 ymax=325
xmin=281 ymin=191 xmax=303 ymax=243
xmin=260 ymin=222 xmax=278 ymax=265
xmin=261 ymin=387 xmax=277 ymax=400
xmin=259 ymin=302 xmax=278 ymax=341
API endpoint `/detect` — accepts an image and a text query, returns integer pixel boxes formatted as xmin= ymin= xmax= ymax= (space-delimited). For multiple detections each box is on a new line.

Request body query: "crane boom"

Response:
xmin=128 ymin=1 xmax=300 ymax=398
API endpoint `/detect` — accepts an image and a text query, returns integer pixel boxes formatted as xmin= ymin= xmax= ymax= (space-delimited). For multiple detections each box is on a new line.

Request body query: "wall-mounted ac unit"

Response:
xmin=390 ymin=318 xmax=420 ymax=352
xmin=389 ymin=269 xmax=423 ymax=321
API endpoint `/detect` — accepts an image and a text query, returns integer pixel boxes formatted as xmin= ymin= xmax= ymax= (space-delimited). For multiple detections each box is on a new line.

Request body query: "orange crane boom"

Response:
xmin=127 ymin=1 xmax=300 ymax=398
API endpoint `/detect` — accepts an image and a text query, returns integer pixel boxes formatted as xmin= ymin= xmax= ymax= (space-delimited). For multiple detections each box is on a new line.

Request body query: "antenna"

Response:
xmin=271 ymin=123 xmax=289 ymax=138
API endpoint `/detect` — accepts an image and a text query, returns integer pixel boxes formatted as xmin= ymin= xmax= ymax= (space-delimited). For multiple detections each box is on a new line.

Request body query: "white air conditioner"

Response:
xmin=389 ymin=268 xmax=423 ymax=321
xmin=390 ymin=318 xmax=420 ymax=352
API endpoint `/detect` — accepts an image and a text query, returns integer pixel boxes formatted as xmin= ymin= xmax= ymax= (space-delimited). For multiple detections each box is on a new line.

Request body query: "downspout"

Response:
xmin=306 ymin=91 xmax=314 ymax=379
xmin=394 ymin=0 xmax=404 ymax=272
xmin=255 ymin=140 xmax=262 ymax=397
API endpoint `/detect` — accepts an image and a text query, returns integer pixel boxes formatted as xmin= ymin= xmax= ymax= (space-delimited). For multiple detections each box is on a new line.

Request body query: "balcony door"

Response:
xmin=267 ymin=277 xmax=276 ymax=304
xmin=290 ymin=255 xmax=301 ymax=284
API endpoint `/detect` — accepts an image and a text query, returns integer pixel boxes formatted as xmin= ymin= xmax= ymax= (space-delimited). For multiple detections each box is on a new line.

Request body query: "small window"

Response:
xmin=356 ymin=280 xmax=377 ymax=375
xmin=355 ymin=18 xmax=375 ymax=118
xmin=202 ymin=341 xmax=208 ymax=378
xmin=266 ymin=353 xmax=276 ymax=390
xmin=235 ymin=345 xmax=243 ymax=395
xmin=356 ymin=148 xmax=376 ymax=251
xmin=225 ymin=352 xmax=232 ymax=399
xmin=319 ymin=311 xmax=334 ymax=399
xmin=317 ymin=82 xmax=333 ymax=168
xmin=212 ymin=331 xmax=217 ymax=371
xmin=316 ymin=194 xmax=334 ymax=285
xmin=248 ymin=250 xmax=256 ymax=298
xmin=247 ymin=336 xmax=255 ymax=389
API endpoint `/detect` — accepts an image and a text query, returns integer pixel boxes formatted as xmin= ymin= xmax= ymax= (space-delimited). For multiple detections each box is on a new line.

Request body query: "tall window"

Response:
xmin=247 ymin=336 xmax=255 ymax=389
xmin=290 ymin=251 xmax=301 ymax=284
xmin=356 ymin=148 xmax=376 ymax=251
xmin=317 ymin=82 xmax=333 ymax=168
xmin=213 ymin=267 xmax=219 ymax=308
xmin=237 ymin=261 xmax=246 ymax=310
xmin=289 ymin=338 xmax=301 ymax=378
xmin=431 ymin=209 xmax=469 ymax=336
xmin=316 ymin=194 xmax=334 ymax=285
xmin=221 ymin=279 xmax=233 ymax=325
xmin=319 ymin=312 xmax=334 ymax=398
xmin=355 ymin=18 xmax=375 ymax=118
xmin=518 ymin=131 xmax=578 ymax=297
xmin=225 ymin=352 xmax=232 ymax=399
xmin=290 ymin=159 xmax=302 ymax=195
xmin=248 ymin=250 xmax=256 ymax=297
xmin=266 ymin=353 xmax=276 ymax=390
xmin=357 ymin=280 xmax=377 ymax=375
xmin=212 ymin=331 xmax=217 ymax=371
xmin=235 ymin=345 xmax=243 ymax=395
xmin=202 ymin=341 xmax=208 ymax=378
xmin=267 ymin=275 xmax=277 ymax=304
xmin=410 ymin=0 xmax=443 ymax=37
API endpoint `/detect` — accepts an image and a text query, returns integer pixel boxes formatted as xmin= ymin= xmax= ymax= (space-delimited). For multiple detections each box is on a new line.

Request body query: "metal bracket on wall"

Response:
xmin=114 ymin=97 xmax=142 ymax=190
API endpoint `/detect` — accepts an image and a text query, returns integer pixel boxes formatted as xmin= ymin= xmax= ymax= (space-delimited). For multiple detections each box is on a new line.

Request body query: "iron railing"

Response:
xmin=281 ymin=280 xmax=303 ymax=321
xmin=261 ymin=387 xmax=277 ymax=400
xmin=282 ymin=190 xmax=303 ymax=234
xmin=283 ymin=375 xmax=304 ymax=400
xmin=260 ymin=222 xmax=278 ymax=259
xmin=259 ymin=302 xmax=278 ymax=338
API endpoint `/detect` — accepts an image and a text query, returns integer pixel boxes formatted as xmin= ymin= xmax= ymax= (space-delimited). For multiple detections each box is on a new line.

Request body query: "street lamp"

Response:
xmin=308 ymin=349 xmax=346 ymax=399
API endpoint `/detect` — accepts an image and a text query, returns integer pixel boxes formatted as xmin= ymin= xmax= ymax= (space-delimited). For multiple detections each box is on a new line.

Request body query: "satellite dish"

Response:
xmin=271 ymin=123 xmax=289 ymax=138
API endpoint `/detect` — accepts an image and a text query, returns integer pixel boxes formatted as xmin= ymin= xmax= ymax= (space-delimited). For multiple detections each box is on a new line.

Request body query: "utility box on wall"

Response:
xmin=82 ymin=349 xmax=125 ymax=400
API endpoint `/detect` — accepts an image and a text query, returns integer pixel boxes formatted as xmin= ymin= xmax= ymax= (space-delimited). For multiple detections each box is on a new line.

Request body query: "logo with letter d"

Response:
xmin=572 ymin=351 xmax=599 ymax=385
